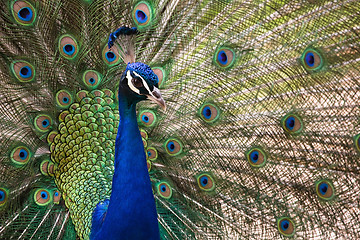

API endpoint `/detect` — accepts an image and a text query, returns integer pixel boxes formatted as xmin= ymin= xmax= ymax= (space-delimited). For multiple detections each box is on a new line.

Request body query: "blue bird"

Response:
xmin=0 ymin=1 xmax=360 ymax=240
xmin=91 ymin=51 xmax=165 ymax=239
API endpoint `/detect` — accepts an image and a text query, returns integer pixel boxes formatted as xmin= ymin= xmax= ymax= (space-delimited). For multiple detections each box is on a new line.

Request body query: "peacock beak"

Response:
xmin=146 ymin=87 xmax=166 ymax=110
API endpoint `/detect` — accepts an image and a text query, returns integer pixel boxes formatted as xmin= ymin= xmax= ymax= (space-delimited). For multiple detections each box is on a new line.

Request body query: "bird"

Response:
xmin=0 ymin=0 xmax=359 ymax=239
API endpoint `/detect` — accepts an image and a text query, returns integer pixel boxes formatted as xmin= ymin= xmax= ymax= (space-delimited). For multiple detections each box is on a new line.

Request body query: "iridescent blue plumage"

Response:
xmin=91 ymin=64 xmax=161 ymax=239
xmin=126 ymin=62 xmax=159 ymax=87
xmin=18 ymin=7 xmax=32 ymax=21
xmin=108 ymin=27 xmax=138 ymax=49
xmin=91 ymin=50 xmax=163 ymax=238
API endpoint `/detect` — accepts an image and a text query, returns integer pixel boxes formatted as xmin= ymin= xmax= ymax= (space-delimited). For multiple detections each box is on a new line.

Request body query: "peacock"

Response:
xmin=0 ymin=0 xmax=360 ymax=239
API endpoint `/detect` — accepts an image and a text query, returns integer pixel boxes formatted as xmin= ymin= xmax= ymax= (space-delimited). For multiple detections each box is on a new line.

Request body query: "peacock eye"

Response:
xmin=34 ymin=189 xmax=52 ymax=206
xmin=0 ymin=188 xmax=8 ymax=206
xmin=277 ymin=217 xmax=295 ymax=237
xmin=132 ymin=78 xmax=143 ymax=88
xmin=316 ymin=180 xmax=334 ymax=200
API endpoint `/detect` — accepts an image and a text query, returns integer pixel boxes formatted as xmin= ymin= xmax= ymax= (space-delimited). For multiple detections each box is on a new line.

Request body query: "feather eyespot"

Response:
xmin=157 ymin=182 xmax=172 ymax=199
xmin=59 ymin=35 xmax=78 ymax=59
xmin=64 ymin=44 xmax=74 ymax=55
xmin=47 ymin=162 xmax=55 ymax=177
xmin=196 ymin=173 xmax=215 ymax=191
xmin=83 ymin=70 xmax=101 ymax=89
xmin=136 ymin=9 xmax=147 ymax=23
xmin=106 ymin=52 xmax=116 ymax=62
xmin=40 ymin=160 xmax=49 ymax=175
xmin=18 ymin=7 xmax=32 ymax=21
xmin=47 ymin=131 xmax=57 ymax=145
xmin=301 ymin=48 xmax=324 ymax=71
xmin=132 ymin=1 xmax=153 ymax=28
xmin=316 ymin=180 xmax=334 ymax=200
xmin=140 ymin=129 xmax=148 ymax=140
xmin=281 ymin=114 xmax=303 ymax=134
xmin=354 ymin=134 xmax=360 ymax=152
xmin=12 ymin=1 xmax=36 ymax=25
xmin=34 ymin=189 xmax=51 ymax=206
xmin=56 ymin=90 xmax=73 ymax=108
xmin=102 ymin=45 xmax=120 ymax=66
xmin=139 ymin=110 xmax=156 ymax=127
xmin=34 ymin=114 xmax=52 ymax=132
xmin=0 ymin=188 xmax=9 ymax=206
xmin=147 ymin=147 xmax=158 ymax=161
xmin=11 ymin=146 xmax=31 ymax=165
xmin=11 ymin=60 xmax=35 ymax=82
xmin=214 ymin=47 xmax=235 ymax=69
xmin=246 ymin=147 xmax=267 ymax=167
xmin=199 ymin=103 xmax=220 ymax=123
xmin=165 ymin=138 xmax=182 ymax=156
xmin=53 ymin=190 xmax=61 ymax=204
xmin=305 ymin=52 xmax=315 ymax=67
xmin=142 ymin=137 xmax=148 ymax=148
xmin=277 ymin=217 xmax=295 ymax=237
xmin=152 ymin=67 xmax=165 ymax=87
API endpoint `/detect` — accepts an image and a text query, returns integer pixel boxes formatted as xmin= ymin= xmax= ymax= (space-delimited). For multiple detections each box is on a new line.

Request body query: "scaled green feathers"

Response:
xmin=1 ymin=0 xmax=360 ymax=239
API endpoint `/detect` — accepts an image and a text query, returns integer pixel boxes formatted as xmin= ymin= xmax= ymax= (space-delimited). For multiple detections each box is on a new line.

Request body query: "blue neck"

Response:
xmin=93 ymin=88 xmax=160 ymax=239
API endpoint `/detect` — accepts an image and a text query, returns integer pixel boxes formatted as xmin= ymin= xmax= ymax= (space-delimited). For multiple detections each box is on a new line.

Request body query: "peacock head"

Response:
xmin=119 ymin=62 xmax=166 ymax=110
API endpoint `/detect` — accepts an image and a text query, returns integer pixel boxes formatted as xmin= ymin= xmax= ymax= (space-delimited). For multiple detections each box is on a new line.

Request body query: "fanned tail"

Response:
xmin=138 ymin=0 xmax=360 ymax=238
xmin=0 ymin=0 xmax=360 ymax=239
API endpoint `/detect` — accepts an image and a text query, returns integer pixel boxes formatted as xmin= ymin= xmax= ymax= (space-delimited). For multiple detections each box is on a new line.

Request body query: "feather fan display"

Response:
xmin=0 ymin=0 xmax=360 ymax=239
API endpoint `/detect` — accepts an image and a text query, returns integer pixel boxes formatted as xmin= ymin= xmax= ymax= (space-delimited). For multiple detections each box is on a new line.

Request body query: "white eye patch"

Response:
xmin=126 ymin=70 xmax=151 ymax=95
